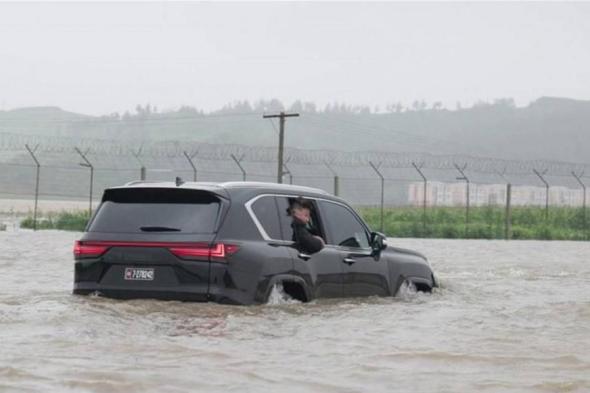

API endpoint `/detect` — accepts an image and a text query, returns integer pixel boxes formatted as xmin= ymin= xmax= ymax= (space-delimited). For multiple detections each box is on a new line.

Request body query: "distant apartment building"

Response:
xmin=408 ymin=181 xmax=586 ymax=207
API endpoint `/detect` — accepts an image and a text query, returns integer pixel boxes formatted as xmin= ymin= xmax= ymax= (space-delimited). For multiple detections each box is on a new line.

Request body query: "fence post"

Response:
xmin=132 ymin=148 xmax=146 ymax=180
xmin=505 ymin=183 xmax=512 ymax=240
xmin=533 ymin=169 xmax=549 ymax=221
xmin=75 ymin=147 xmax=94 ymax=216
xmin=369 ymin=161 xmax=385 ymax=233
xmin=230 ymin=154 xmax=247 ymax=181
xmin=324 ymin=161 xmax=340 ymax=196
xmin=412 ymin=162 xmax=428 ymax=234
xmin=496 ymin=169 xmax=512 ymax=240
xmin=24 ymin=144 xmax=41 ymax=231
xmin=454 ymin=163 xmax=470 ymax=236
xmin=183 ymin=150 xmax=198 ymax=181
xmin=572 ymin=171 xmax=586 ymax=238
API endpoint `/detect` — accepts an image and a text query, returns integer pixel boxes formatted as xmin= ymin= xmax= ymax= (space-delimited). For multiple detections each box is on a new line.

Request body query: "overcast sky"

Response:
xmin=1 ymin=2 xmax=589 ymax=115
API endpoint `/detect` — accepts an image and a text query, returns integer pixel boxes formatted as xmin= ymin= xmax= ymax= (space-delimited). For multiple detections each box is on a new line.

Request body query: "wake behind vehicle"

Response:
xmin=73 ymin=181 xmax=436 ymax=305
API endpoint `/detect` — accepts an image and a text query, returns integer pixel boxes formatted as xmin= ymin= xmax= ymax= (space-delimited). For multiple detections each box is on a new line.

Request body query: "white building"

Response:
xmin=408 ymin=182 xmax=586 ymax=207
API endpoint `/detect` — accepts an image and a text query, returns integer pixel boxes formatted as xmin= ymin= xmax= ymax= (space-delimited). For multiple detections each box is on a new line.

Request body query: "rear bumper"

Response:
xmin=73 ymin=282 xmax=210 ymax=302
xmin=73 ymin=281 xmax=256 ymax=305
xmin=73 ymin=252 xmax=269 ymax=305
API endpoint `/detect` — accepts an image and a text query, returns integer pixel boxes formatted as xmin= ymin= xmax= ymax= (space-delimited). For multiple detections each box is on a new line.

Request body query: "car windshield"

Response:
xmin=88 ymin=188 xmax=221 ymax=234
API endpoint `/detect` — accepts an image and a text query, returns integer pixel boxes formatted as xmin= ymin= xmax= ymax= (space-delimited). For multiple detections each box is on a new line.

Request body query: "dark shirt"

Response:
xmin=291 ymin=218 xmax=324 ymax=254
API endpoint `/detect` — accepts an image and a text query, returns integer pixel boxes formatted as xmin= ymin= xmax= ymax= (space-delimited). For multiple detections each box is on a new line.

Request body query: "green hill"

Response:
xmin=1 ymin=97 xmax=590 ymax=163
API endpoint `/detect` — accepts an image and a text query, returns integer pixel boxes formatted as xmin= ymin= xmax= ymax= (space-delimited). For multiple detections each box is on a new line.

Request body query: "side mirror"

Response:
xmin=370 ymin=232 xmax=387 ymax=255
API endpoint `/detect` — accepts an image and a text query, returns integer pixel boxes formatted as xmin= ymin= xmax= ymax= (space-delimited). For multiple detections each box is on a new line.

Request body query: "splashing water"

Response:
xmin=396 ymin=279 xmax=418 ymax=300
xmin=265 ymin=283 xmax=301 ymax=305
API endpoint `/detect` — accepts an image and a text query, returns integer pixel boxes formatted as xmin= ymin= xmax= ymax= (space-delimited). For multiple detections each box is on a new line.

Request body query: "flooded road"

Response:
xmin=1 ymin=230 xmax=589 ymax=392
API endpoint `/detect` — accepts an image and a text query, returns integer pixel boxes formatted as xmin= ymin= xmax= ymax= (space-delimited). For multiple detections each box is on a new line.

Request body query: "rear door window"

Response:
xmin=276 ymin=197 xmax=295 ymax=241
xmin=250 ymin=196 xmax=282 ymax=240
xmin=276 ymin=196 xmax=325 ymax=242
xmin=88 ymin=188 xmax=221 ymax=234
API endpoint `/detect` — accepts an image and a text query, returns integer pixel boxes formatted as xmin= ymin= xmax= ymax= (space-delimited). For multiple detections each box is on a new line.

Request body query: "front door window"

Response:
xmin=319 ymin=201 xmax=370 ymax=249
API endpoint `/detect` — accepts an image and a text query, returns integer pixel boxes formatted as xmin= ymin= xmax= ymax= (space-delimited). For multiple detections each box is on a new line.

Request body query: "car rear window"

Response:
xmin=88 ymin=188 xmax=221 ymax=234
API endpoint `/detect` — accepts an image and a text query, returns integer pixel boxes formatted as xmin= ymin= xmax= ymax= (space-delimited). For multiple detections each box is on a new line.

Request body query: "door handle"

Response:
xmin=298 ymin=252 xmax=311 ymax=261
xmin=343 ymin=257 xmax=356 ymax=265
xmin=268 ymin=240 xmax=294 ymax=247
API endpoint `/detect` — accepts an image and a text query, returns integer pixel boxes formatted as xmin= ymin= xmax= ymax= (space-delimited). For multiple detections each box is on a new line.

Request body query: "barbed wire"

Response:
xmin=1 ymin=131 xmax=588 ymax=178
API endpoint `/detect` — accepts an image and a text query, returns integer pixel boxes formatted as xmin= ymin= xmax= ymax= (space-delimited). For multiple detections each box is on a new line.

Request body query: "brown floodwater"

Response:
xmin=1 ymin=230 xmax=589 ymax=392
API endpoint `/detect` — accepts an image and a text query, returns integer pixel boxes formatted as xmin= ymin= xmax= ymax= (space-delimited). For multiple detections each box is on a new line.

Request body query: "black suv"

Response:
xmin=73 ymin=181 xmax=436 ymax=305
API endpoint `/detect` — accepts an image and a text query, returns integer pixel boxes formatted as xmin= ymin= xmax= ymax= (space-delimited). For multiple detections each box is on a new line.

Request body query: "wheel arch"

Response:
xmin=264 ymin=274 xmax=312 ymax=303
xmin=384 ymin=250 xmax=435 ymax=294
xmin=407 ymin=275 xmax=434 ymax=292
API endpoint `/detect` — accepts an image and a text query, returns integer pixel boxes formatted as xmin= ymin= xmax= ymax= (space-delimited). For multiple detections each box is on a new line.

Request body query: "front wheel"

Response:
xmin=396 ymin=279 xmax=417 ymax=299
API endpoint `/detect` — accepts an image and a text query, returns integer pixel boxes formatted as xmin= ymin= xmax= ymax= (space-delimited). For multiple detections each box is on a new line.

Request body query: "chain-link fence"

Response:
xmin=1 ymin=132 xmax=588 ymax=238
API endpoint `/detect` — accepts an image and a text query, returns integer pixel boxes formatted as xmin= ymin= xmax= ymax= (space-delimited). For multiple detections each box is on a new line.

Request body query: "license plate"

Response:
xmin=124 ymin=267 xmax=155 ymax=281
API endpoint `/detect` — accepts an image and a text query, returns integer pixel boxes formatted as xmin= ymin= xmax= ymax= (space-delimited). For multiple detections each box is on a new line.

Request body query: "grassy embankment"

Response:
xmin=19 ymin=206 xmax=589 ymax=240
xmin=359 ymin=206 xmax=589 ymax=240
xmin=20 ymin=211 xmax=89 ymax=231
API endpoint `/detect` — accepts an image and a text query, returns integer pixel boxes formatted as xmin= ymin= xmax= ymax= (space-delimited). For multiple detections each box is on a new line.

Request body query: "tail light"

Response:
xmin=73 ymin=240 xmax=239 ymax=262
xmin=74 ymin=240 xmax=109 ymax=258
xmin=168 ymin=243 xmax=240 ymax=261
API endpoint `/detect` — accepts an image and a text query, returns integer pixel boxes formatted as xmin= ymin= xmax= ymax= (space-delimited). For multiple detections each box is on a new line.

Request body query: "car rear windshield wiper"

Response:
xmin=140 ymin=226 xmax=181 ymax=232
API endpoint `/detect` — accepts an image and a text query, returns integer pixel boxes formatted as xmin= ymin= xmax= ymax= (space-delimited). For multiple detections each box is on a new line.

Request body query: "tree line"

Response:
xmin=98 ymin=98 xmax=518 ymax=121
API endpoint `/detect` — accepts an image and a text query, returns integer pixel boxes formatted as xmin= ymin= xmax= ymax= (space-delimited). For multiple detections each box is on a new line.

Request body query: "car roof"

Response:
xmin=113 ymin=180 xmax=332 ymax=199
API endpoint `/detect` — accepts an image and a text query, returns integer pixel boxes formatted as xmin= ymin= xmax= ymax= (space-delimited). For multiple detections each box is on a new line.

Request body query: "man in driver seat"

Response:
xmin=289 ymin=197 xmax=325 ymax=254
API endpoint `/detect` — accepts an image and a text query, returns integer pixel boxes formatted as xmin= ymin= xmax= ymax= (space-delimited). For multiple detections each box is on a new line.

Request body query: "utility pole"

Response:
xmin=262 ymin=111 xmax=299 ymax=183
xmin=283 ymin=163 xmax=293 ymax=184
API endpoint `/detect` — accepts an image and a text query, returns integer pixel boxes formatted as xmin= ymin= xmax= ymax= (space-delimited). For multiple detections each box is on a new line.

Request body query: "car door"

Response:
xmin=318 ymin=200 xmax=392 ymax=297
xmin=275 ymin=196 xmax=343 ymax=299
xmin=246 ymin=194 xmax=296 ymax=275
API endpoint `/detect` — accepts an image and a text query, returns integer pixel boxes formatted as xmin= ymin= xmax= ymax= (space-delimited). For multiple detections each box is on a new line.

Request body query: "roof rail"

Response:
xmin=218 ymin=181 xmax=330 ymax=195
xmin=124 ymin=180 xmax=162 ymax=186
